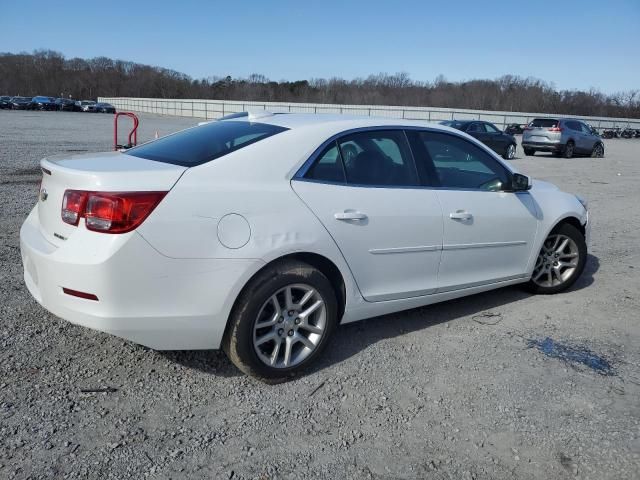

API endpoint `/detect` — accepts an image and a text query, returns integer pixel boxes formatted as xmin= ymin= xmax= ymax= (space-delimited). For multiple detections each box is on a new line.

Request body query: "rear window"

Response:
xmin=125 ymin=120 xmax=288 ymax=167
xmin=440 ymin=121 xmax=464 ymax=129
xmin=529 ymin=119 xmax=559 ymax=128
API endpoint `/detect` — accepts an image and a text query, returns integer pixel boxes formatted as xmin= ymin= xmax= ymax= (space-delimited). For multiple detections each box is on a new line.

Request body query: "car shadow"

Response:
xmin=163 ymin=254 xmax=600 ymax=379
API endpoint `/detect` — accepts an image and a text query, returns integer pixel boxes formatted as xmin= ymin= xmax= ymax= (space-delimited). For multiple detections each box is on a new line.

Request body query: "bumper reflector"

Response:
xmin=63 ymin=288 xmax=99 ymax=301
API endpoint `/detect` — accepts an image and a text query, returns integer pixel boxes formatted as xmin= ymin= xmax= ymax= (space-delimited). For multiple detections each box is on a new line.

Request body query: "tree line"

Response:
xmin=1 ymin=50 xmax=638 ymax=118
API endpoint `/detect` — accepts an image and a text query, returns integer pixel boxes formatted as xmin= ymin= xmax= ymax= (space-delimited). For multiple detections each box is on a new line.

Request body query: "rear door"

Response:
xmin=292 ymin=129 xmax=444 ymax=302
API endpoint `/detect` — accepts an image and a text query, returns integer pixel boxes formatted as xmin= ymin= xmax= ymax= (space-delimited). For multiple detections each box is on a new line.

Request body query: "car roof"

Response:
xmin=220 ymin=112 xmax=462 ymax=135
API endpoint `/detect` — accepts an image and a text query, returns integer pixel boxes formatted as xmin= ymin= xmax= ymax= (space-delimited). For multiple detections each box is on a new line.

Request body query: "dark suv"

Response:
xmin=522 ymin=118 xmax=604 ymax=158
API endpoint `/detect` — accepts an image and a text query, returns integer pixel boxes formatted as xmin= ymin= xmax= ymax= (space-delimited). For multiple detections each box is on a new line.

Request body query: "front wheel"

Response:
xmin=524 ymin=223 xmax=587 ymax=294
xmin=223 ymin=260 xmax=338 ymax=381
xmin=503 ymin=143 xmax=516 ymax=160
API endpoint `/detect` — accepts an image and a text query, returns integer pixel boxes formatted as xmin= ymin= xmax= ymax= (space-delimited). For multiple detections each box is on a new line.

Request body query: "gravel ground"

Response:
xmin=1 ymin=110 xmax=639 ymax=480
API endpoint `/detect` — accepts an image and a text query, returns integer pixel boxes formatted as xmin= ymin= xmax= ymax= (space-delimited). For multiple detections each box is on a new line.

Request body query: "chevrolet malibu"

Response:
xmin=20 ymin=112 xmax=589 ymax=380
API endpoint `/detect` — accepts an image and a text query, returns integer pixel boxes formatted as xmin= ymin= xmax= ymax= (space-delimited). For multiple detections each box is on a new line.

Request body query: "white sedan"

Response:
xmin=20 ymin=112 xmax=589 ymax=380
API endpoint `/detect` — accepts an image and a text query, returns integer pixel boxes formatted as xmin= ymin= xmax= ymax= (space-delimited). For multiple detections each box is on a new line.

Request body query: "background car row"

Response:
xmin=505 ymin=121 xmax=640 ymax=139
xmin=0 ymin=96 xmax=115 ymax=113
xmin=440 ymin=118 xmax=608 ymax=159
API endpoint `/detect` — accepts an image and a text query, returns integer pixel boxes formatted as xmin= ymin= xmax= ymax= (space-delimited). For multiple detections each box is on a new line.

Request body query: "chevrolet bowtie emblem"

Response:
xmin=40 ymin=188 xmax=48 ymax=201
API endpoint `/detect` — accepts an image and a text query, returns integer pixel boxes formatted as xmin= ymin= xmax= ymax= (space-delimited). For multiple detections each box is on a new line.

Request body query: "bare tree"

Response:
xmin=1 ymin=50 xmax=638 ymax=118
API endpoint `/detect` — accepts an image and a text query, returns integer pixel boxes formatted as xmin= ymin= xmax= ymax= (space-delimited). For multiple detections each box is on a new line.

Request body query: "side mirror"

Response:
xmin=511 ymin=173 xmax=531 ymax=191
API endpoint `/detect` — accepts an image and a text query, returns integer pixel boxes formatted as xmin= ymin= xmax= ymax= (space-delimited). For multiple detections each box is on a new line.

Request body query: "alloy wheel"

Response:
xmin=506 ymin=144 xmax=516 ymax=159
xmin=532 ymin=234 xmax=579 ymax=288
xmin=253 ymin=284 xmax=327 ymax=369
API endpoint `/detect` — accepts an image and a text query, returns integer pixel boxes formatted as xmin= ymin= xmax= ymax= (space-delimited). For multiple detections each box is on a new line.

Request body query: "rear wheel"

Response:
xmin=563 ymin=141 xmax=575 ymax=159
xmin=223 ymin=260 xmax=338 ymax=382
xmin=503 ymin=143 xmax=516 ymax=160
xmin=523 ymin=147 xmax=535 ymax=156
xmin=591 ymin=143 xmax=604 ymax=158
xmin=524 ymin=223 xmax=586 ymax=294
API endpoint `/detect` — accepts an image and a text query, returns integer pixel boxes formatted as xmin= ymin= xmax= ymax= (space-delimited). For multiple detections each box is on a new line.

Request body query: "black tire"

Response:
xmin=523 ymin=147 xmax=535 ymax=156
xmin=503 ymin=143 xmax=516 ymax=160
xmin=222 ymin=259 xmax=338 ymax=382
xmin=524 ymin=223 xmax=587 ymax=295
xmin=591 ymin=142 xmax=604 ymax=158
xmin=563 ymin=141 xmax=575 ymax=159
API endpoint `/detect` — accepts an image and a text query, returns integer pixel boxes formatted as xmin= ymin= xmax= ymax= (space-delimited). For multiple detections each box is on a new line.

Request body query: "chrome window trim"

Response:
xmin=293 ymin=125 xmax=517 ymax=192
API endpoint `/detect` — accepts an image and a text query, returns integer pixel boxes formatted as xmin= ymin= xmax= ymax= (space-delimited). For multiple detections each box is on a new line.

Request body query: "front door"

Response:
xmin=408 ymin=129 xmax=539 ymax=291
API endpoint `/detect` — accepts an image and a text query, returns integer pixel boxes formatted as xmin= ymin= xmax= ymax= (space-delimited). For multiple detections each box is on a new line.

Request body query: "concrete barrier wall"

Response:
xmin=98 ymin=97 xmax=640 ymax=130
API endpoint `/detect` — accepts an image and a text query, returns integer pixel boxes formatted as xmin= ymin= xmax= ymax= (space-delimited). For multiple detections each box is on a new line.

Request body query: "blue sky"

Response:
xmin=1 ymin=0 xmax=639 ymax=93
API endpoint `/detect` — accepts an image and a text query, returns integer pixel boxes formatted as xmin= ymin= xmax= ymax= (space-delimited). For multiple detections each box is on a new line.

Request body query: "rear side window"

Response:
xmin=530 ymin=119 xmax=559 ymax=128
xmin=305 ymin=143 xmax=346 ymax=183
xmin=126 ymin=121 xmax=288 ymax=167
xmin=338 ymin=130 xmax=419 ymax=186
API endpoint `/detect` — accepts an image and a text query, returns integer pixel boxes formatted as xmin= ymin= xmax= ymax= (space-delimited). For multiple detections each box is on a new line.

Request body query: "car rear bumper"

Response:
xmin=20 ymin=207 xmax=263 ymax=350
xmin=521 ymin=141 xmax=564 ymax=152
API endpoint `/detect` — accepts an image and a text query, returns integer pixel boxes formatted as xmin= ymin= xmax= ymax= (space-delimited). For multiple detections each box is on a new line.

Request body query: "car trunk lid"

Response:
xmin=38 ymin=151 xmax=186 ymax=246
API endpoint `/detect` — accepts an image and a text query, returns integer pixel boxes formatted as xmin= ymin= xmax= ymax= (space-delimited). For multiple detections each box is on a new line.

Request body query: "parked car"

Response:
xmin=21 ymin=113 xmax=589 ymax=380
xmin=30 ymin=96 xmax=57 ymax=111
xmin=54 ymin=98 xmax=77 ymax=111
xmin=505 ymin=123 xmax=525 ymax=135
xmin=522 ymin=118 xmax=604 ymax=158
xmin=9 ymin=96 xmax=32 ymax=110
xmin=0 ymin=96 xmax=12 ymax=109
xmin=79 ymin=100 xmax=96 ymax=112
xmin=440 ymin=120 xmax=517 ymax=159
xmin=94 ymin=102 xmax=116 ymax=113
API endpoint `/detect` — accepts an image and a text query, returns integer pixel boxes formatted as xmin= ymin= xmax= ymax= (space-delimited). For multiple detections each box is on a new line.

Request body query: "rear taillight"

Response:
xmin=61 ymin=190 xmax=88 ymax=225
xmin=61 ymin=190 xmax=166 ymax=233
xmin=549 ymin=127 xmax=563 ymax=132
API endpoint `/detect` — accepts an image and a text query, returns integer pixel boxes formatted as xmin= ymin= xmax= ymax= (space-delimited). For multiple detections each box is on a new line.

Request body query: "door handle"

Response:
xmin=334 ymin=211 xmax=367 ymax=221
xmin=449 ymin=211 xmax=473 ymax=220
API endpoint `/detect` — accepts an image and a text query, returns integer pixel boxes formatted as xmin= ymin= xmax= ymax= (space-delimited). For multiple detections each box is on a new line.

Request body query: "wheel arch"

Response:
xmin=550 ymin=215 xmax=585 ymax=238
xmin=225 ymin=252 xmax=348 ymax=335
xmin=527 ymin=213 xmax=586 ymax=275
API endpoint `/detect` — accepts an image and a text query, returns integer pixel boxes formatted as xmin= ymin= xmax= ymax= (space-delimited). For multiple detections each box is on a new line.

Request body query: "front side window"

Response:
xmin=337 ymin=130 xmax=419 ymax=186
xmin=467 ymin=123 xmax=482 ymax=133
xmin=416 ymin=131 xmax=510 ymax=191
xmin=484 ymin=123 xmax=500 ymax=133
xmin=126 ymin=121 xmax=288 ymax=167
xmin=580 ymin=123 xmax=593 ymax=134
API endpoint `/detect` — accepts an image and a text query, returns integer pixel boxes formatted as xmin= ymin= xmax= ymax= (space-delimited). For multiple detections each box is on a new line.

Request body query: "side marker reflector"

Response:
xmin=62 ymin=288 xmax=99 ymax=301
